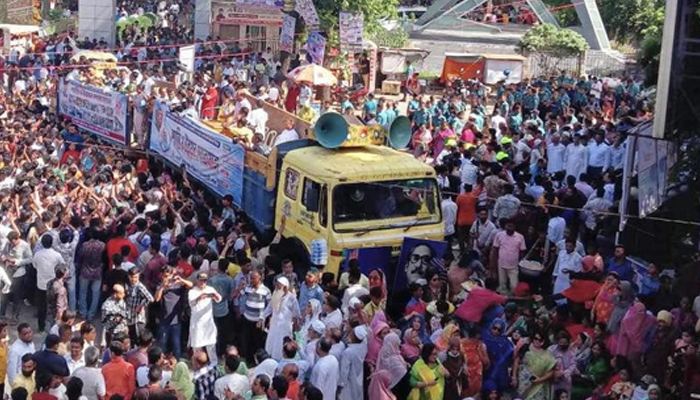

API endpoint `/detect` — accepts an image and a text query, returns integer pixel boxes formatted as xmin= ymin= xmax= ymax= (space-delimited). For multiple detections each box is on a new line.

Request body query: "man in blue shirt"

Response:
xmin=61 ymin=124 xmax=84 ymax=151
xmin=298 ymin=268 xmax=324 ymax=310
xmin=605 ymin=245 xmax=635 ymax=283
xmin=363 ymin=93 xmax=378 ymax=121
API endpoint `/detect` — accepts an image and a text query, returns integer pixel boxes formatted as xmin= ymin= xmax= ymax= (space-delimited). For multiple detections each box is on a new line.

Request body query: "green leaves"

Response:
xmin=369 ymin=26 xmax=409 ymax=48
xmin=314 ymin=0 xmax=398 ymax=45
xmin=517 ymin=23 xmax=589 ymax=57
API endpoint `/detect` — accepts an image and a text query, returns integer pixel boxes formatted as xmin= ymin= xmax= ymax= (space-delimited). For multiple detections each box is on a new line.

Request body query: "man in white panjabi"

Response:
xmin=565 ymin=133 xmax=588 ymax=181
xmin=264 ymin=276 xmax=301 ymax=360
xmin=338 ymin=326 xmax=368 ymax=400
xmin=188 ymin=272 xmax=222 ymax=364
xmin=309 ymin=337 xmax=340 ymax=400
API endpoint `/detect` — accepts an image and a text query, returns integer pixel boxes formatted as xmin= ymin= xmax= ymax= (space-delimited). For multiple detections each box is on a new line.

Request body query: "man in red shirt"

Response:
xmin=456 ymin=184 xmax=481 ymax=252
xmin=106 ymin=224 xmax=139 ymax=269
xmin=102 ymin=341 xmax=135 ymax=400
xmin=200 ymin=80 xmax=220 ymax=120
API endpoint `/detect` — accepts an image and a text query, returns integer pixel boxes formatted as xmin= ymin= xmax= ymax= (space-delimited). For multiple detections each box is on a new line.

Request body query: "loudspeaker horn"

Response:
xmin=313 ymin=113 xmax=349 ymax=149
xmin=388 ymin=116 xmax=411 ymax=150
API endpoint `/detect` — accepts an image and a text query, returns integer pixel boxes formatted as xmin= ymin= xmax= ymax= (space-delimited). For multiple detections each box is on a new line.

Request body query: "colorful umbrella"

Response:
xmin=287 ymin=63 xmax=338 ymax=86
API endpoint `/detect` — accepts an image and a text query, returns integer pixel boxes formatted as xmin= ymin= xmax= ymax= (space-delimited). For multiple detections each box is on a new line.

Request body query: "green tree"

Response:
xmin=517 ymin=24 xmax=589 ymax=76
xmin=596 ymin=0 xmax=665 ymax=43
xmin=635 ymin=3 xmax=665 ymax=84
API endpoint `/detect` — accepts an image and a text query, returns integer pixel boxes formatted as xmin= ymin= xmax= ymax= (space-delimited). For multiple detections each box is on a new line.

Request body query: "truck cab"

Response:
xmin=270 ymin=143 xmax=444 ymax=276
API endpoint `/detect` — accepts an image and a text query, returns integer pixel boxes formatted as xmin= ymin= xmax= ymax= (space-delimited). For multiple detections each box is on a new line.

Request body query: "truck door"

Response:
xmin=300 ymin=177 xmax=328 ymax=237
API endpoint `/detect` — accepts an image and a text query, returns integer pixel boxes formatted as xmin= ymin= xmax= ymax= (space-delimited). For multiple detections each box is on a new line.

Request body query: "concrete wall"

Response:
xmin=79 ymin=0 xmax=115 ymax=47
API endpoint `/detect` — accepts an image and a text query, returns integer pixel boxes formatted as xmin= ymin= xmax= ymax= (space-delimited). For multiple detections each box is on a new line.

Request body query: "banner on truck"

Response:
xmin=58 ymin=79 xmax=129 ymax=145
xmin=150 ymin=101 xmax=245 ymax=205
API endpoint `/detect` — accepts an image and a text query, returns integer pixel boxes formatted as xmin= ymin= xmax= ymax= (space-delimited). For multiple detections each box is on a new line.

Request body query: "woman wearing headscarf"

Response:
xmin=367 ymin=311 xmax=391 ymax=365
xmin=592 ymin=273 xmax=620 ymax=324
xmin=408 ymin=343 xmax=447 ymax=400
xmin=460 ymin=325 xmax=489 ymax=397
xmin=607 ymin=281 xmax=634 ymax=335
xmin=483 ymin=318 xmax=514 ymax=394
xmin=402 ymin=316 xmax=428 ymax=362
xmin=440 ymin=337 xmax=469 ymax=400
xmin=376 ymin=332 xmax=410 ymax=399
xmin=368 ymin=370 xmax=397 ymax=400
xmin=169 ymin=361 xmax=195 ymax=400
xmin=617 ymin=301 xmax=655 ymax=374
xmin=296 ymin=298 xmax=323 ymax=349
xmin=366 ymin=269 xmax=388 ymax=321
xmin=434 ymin=323 xmax=459 ymax=353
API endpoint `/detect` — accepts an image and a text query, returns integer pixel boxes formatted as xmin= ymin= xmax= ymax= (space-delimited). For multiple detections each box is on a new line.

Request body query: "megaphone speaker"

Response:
xmin=388 ymin=116 xmax=411 ymax=150
xmin=314 ymin=113 xmax=349 ymax=149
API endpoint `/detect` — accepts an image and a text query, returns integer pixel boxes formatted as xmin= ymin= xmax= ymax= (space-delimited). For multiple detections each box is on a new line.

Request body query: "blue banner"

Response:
xmin=149 ymin=102 xmax=245 ymax=205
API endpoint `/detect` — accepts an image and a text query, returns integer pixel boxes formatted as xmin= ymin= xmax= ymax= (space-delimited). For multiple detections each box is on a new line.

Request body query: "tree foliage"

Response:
xmin=315 ymin=0 xmax=398 ymax=48
xmin=634 ymin=2 xmax=665 ymax=84
xmin=543 ymin=0 xmax=579 ymax=27
xmin=596 ymin=0 xmax=665 ymax=43
xmin=517 ymin=24 xmax=589 ymax=57
xmin=369 ymin=26 xmax=409 ymax=49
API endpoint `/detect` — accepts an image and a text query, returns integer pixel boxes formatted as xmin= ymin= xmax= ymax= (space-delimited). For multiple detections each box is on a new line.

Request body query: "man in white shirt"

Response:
xmin=234 ymin=90 xmax=252 ymax=120
xmin=340 ymin=271 xmax=369 ymax=316
xmin=310 ymin=338 xmax=340 ymax=400
xmin=248 ymin=99 xmax=269 ymax=135
xmin=553 ymin=239 xmax=583 ymax=296
xmin=273 ymin=119 xmax=300 ymax=147
xmin=268 ymin=83 xmax=281 ymax=104
xmin=321 ymin=295 xmax=343 ymax=330
xmin=33 ymin=235 xmax=65 ymax=333
xmin=64 ymin=336 xmax=85 ymax=375
xmin=491 ymin=109 xmax=506 ymax=132
xmin=587 ymin=130 xmax=611 ymax=180
xmin=7 ymin=323 xmax=35 ymax=383
xmin=565 ymin=134 xmax=588 ymax=182
xmin=214 ymin=354 xmax=250 ymax=399
xmin=546 ymin=134 xmax=566 ymax=176
xmin=441 ymin=193 xmax=458 ymax=244
xmin=73 ymin=346 xmax=106 ymax=400
xmin=338 ymin=326 xmax=368 ymax=400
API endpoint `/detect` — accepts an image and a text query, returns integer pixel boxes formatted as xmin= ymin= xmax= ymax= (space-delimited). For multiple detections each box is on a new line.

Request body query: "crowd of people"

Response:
xmin=0 ymin=1 xmax=699 ymax=400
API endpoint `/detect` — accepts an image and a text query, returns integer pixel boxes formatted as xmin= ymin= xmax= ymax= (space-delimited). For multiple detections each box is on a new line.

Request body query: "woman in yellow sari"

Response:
xmin=409 ymin=343 xmax=448 ymax=400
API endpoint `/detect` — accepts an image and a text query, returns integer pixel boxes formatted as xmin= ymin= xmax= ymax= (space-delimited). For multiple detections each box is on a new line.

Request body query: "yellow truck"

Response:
xmin=241 ymin=113 xmax=444 ymax=276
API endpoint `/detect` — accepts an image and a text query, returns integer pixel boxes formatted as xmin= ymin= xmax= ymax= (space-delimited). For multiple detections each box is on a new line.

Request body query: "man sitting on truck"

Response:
xmin=273 ymin=119 xmax=300 ymax=147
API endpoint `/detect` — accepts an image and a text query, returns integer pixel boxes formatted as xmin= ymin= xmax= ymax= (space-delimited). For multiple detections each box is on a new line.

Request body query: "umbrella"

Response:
xmin=287 ymin=63 xmax=337 ymax=86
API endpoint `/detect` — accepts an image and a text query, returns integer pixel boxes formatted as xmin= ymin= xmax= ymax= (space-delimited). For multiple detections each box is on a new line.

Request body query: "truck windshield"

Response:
xmin=333 ymin=179 xmax=440 ymax=231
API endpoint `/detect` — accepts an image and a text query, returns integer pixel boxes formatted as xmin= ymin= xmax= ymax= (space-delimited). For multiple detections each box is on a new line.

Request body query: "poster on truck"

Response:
xmin=150 ymin=101 xmax=245 ymax=205
xmin=58 ymin=79 xmax=129 ymax=145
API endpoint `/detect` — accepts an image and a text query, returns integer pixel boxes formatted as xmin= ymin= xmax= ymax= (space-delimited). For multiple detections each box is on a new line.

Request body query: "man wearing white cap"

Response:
xmin=264 ymin=276 xmax=301 ymax=361
xmin=338 ymin=326 xmax=368 ymax=400
xmin=303 ymin=320 xmax=325 ymax=366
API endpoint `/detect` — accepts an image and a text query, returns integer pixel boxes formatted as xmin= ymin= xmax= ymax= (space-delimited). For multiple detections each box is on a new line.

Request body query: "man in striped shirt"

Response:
xmin=240 ymin=268 xmax=270 ymax=362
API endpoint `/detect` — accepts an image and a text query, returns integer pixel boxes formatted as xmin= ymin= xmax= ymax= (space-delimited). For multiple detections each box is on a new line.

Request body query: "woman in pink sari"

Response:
xmin=616 ymin=301 xmax=655 ymax=375
xmin=369 ymin=370 xmax=397 ymax=400
xmin=431 ymin=121 xmax=455 ymax=157
xmin=367 ymin=311 xmax=391 ymax=369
